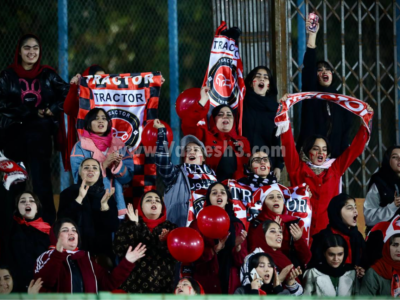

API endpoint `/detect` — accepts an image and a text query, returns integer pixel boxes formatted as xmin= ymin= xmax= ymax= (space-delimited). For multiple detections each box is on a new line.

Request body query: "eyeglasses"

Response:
xmin=251 ymin=157 xmax=269 ymax=164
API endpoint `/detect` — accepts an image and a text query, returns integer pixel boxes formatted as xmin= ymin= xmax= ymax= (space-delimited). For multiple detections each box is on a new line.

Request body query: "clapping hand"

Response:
xmin=159 ymin=228 xmax=170 ymax=242
xmin=126 ymin=203 xmax=139 ymax=223
xmin=125 ymin=243 xmax=147 ymax=263
xmin=28 ymin=278 xmax=43 ymax=294
xmin=100 ymin=188 xmax=115 ymax=211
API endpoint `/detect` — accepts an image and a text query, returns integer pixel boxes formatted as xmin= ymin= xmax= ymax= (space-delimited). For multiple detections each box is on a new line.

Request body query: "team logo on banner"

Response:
xmin=107 ymin=109 xmax=140 ymax=147
xmin=208 ymin=57 xmax=238 ymax=106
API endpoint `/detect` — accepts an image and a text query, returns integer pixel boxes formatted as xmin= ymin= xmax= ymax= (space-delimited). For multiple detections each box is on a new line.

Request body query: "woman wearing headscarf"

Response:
xmin=280 ymin=94 xmax=373 ymax=238
xmin=296 ymin=17 xmax=355 ymax=158
xmin=242 ymin=66 xmax=284 ymax=180
xmin=360 ymin=229 xmax=400 ymax=296
xmin=310 ymin=193 xmax=366 ymax=277
xmin=364 ymin=146 xmax=400 ymax=233
xmin=113 ymin=190 xmax=177 ymax=293
xmin=303 ymin=233 xmax=359 ymax=296
xmin=181 ymin=87 xmax=251 ymax=181
xmin=0 ymin=34 xmax=70 ymax=223
xmin=34 ymin=218 xmax=142 ymax=293
xmin=189 ymin=182 xmax=248 ymax=294
xmin=247 ymin=184 xmax=311 ymax=268
xmin=63 ymin=65 xmax=106 ymax=170
xmin=70 ymin=107 xmax=134 ymax=218
xmin=58 ymin=158 xmax=119 ymax=260
xmin=8 ymin=191 xmax=50 ymax=292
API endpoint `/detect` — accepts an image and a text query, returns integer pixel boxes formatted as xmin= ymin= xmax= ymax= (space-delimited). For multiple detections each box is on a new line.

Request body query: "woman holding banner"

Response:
xmin=278 ymin=93 xmax=373 ymax=240
xmin=70 ymin=108 xmax=134 ymax=218
xmin=181 ymin=87 xmax=251 ymax=181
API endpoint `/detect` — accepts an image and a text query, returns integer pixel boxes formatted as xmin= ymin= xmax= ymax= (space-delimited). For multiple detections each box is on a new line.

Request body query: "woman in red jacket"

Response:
xmin=280 ymin=97 xmax=373 ymax=239
xmin=34 ymin=218 xmax=145 ymax=293
xmin=181 ymin=87 xmax=251 ymax=181
xmin=247 ymin=184 xmax=311 ymax=269
xmin=190 ymin=182 xmax=248 ymax=294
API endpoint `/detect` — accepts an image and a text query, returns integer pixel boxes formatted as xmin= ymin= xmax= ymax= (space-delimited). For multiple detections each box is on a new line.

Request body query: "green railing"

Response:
xmin=0 ymin=293 xmax=394 ymax=300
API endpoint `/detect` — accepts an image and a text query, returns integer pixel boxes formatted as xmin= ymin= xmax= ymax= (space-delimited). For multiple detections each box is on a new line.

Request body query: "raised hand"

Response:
xmin=125 ymin=243 xmax=147 ymax=263
xmin=278 ymin=264 xmax=293 ymax=283
xmin=279 ymin=93 xmax=289 ymax=103
xmin=214 ymin=232 xmax=230 ymax=254
xmin=273 ymin=268 xmax=281 ymax=288
xmin=70 ymin=73 xmax=82 ymax=85
xmin=199 ymin=86 xmax=210 ymax=107
xmin=366 ymin=103 xmax=374 ymax=113
xmin=56 ymin=237 xmax=64 ymax=253
xmin=28 ymin=278 xmax=43 ymax=294
xmin=126 ymin=203 xmax=139 ymax=223
xmin=153 ymin=119 xmax=165 ymax=130
xmin=100 ymin=188 xmax=115 ymax=211
xmin=274 ymin=216 xmax=282 ymax=225
xmin=289 ymin=223 xmax=303 ymax=241
xmin=159 ymin=228 xmax=170 ymax=242
xmin=76 ymin=179 xmax=89 ymax=204
xmin=306 ymin=185 xmax=313 ymax=199
xmin=103 ymin=152 xmax=120 ymax=169
xmin=273 ymin=168 xmax=281 ymax=181
xmin=286 ymin=266 xmax=302 ymax=286
xmin=394 ymin=191 xmax=400 ymax=207
xmin=235 ymin=230 xmax=247 ymax=247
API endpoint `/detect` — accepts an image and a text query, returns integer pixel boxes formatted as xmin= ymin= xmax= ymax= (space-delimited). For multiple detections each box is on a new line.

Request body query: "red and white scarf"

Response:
xmin=184 ymin=163 xmax=218 ymax=226
xmin=275 ymin=92 xmax=373 ymax=140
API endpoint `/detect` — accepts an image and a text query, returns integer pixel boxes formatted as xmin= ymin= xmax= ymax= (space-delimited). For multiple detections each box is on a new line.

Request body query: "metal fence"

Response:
xmin=1 ymin=0 xmax=213 ymax=194
xmin=213 ymin=0 xmax=399 ymax=197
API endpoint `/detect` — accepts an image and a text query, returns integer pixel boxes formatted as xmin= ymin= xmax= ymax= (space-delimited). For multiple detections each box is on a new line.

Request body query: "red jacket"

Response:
xmin=190 ymin=219 xmax=248 ymax=294
xmin=34 ymin=249 xmax=135 ymax=293
xmin=181 ymin=102 xmax=251 ymax=180
xmin=281 ymin=125 xmax=369 ymax=239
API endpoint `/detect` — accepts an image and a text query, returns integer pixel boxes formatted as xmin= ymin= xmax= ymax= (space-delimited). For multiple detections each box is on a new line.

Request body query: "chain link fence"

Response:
xmin=1 ymin=0 xmax=213 ymax=194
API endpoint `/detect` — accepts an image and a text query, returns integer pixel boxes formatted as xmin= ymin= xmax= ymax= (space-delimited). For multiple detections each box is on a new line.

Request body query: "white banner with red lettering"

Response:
xmin=275 ymin=92 xmax=374 ymax=141
xmin=282 ymin=183 xmax=312 ymax=246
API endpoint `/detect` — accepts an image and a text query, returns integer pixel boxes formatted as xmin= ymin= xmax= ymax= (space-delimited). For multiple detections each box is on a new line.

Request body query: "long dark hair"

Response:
xmin=316 ymin=60 xmax=335 ymax=86
xmin=244 ymin=66 xmax=278 ymax=96
xmin=321 ymin=234 xmax=348 ymax=263
xmin=262 ymin=219 xmax=281 ymax=234
xmin=83 ymin=108 xmax=112 ymax=135
xmin=176 ymin=277 xmax=202 ymax=295
xmin=302 ymin=134 xmax=331 ymax=159
xmin=205 ymin=182 xmax=234 ymax=214
xmin=368 ymin=145 xmax=400 ymax=189
xmin=14 ymin=191 xmax=42 ymax=218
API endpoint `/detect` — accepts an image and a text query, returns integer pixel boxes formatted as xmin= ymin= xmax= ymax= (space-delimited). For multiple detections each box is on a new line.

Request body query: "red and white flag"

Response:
xmin=202 ymin=21 xmax=246 ymax=134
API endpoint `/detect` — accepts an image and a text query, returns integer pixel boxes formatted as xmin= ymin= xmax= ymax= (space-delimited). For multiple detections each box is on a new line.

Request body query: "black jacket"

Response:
xmin=9 ymin=217 xmax=50 ymax=292
xmin=297 ymin=47 xmax=355 ymax=158
xmin=0 ymin=67 xmax=69 ymax=130
xmin=242 ymin=89 xmax=284 ymax=169
xmin=58 ymin=183 xmax=119 ymax=257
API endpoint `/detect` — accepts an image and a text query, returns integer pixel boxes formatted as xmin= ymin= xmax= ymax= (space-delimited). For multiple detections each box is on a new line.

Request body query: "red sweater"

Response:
xmin=181 ymin=102 xmax=251 ymax=180
xmin=281 ymin=125 xmax=368 ymax=238
xmin=34 ymin=249 xmax=135 ymax=293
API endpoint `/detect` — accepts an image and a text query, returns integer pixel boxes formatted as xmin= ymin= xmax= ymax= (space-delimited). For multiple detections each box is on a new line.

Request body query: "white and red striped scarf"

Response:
xmin=184 ymin=163 xmax=218 ymax=226
xmin=275 ymin=92 xmax=373 ymax=140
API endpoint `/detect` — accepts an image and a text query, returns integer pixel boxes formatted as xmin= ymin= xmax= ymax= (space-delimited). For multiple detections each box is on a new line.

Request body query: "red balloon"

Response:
xmin=175 ymin=88 xmax=210 ymax=119
xmin=197 ymin=206 xmax=230 ymax=239
xmin=141 ymin=120 xmax=173 ymax=151
xmin=167 ymin=227 xmax=204 ymax=263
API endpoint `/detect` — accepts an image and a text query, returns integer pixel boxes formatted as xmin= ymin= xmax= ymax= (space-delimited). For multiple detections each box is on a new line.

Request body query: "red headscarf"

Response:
xmin=8 ymin=34 xmax=54 ymax=79
xmin=13 ymin=215 xmax=51 ymax=235
xmin=372 ymin=239 xmax=400 ymax=280
xmin=209 ymin=105 xmax=240 ymax=140
xmin=137 ymin=191 xmax=167 ymax=232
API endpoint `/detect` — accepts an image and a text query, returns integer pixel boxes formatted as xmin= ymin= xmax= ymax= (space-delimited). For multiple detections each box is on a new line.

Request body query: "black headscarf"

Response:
xmin=368 ymin=145 xmax=400 ymax=207
xmin=326 ymin=193 xmax=365 ymax=266
xmin=313 ymin=233 xmax=350 ymax=278
xmin=242 ymin=67 xmax=283 ymax=169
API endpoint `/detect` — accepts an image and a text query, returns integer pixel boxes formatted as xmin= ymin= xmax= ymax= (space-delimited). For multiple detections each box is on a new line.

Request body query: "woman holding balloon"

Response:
xmin=70 ymin=107 xmax=134 ymax=218
xmin=190 ymin=182 xmax=248 ymax=294
xmin=113 ymin=190 xmax=177 ymax=293
xmin=179 ymin=87 xmax=251 ymax=181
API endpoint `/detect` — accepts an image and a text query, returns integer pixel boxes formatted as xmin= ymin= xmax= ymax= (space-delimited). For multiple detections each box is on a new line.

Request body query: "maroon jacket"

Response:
xmin=190 ymin=219 xmax=247 ymax=294
xmin=34 ymin=249 xmax=134 ymax=293
xmin=181 ymin=102 xmax=251 ymax=180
